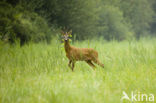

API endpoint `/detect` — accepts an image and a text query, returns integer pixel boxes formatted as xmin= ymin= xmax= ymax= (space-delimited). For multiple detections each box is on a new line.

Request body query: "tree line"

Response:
xmin=0 ymin=0 xmax=156 ymax=45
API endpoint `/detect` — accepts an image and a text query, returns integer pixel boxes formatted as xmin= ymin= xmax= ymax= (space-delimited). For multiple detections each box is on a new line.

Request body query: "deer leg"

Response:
xmin=68 ymin=60 xmax=72 ymax=68
xmin=71 ymin=61 xmax=75 ymax=71
xmin=93 ymin=59 xmax=104 ymax=68
xmin=86 ymin=60 xmax=96 ymax=69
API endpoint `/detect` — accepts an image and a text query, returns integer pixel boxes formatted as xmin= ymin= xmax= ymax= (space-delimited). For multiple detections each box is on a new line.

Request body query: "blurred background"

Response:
xmin=0 ymin=1 xmax=156 ymax=103
xmin=0 ymin=0 xmax=156 ymax=45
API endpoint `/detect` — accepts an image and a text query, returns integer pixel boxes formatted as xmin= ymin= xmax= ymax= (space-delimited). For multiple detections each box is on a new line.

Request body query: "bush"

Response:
xmin=0 ymin=1 xmax=54 ymax=45
xmin=98 ymin=5 xmax=133 ymax=40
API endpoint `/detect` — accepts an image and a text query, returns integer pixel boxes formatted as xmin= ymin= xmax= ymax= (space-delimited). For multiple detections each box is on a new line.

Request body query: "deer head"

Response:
xmin=61 ymin=30 xmax=72 ymax=41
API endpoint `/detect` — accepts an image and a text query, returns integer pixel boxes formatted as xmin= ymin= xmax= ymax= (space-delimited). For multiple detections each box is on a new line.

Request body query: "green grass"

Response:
xmin=0 ymin=38 xmax=156 ymax=103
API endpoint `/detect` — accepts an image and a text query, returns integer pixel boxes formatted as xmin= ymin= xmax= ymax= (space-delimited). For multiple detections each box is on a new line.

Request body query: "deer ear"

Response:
xmin=68 ymin=30 xmax=72 ymax=35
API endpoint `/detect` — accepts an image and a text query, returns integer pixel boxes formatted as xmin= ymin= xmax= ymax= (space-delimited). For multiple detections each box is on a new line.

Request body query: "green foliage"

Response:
xmin=0 ymin=38 xmax=156 ymax=103
xmin=0 ymin=1 xmax=54 ymax=45
xmin=1 ymin=0 xmax=156 ymax=43
xmin=19 ymin=0 xmax=155 ymax=40
xmin=150 ymin=0 xmax=156 ymax=34
xmin=120 ymin=0 xmax=154 ymax=38
xmin=97 ymin=5 xmax=133 ymax=40
xmin=23 ymin=0 xmax=99 ymax=39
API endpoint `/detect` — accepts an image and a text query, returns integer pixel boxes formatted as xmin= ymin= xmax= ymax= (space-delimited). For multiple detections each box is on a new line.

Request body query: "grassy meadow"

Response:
xmin=0 ymin=38 xmax=156 ymax=103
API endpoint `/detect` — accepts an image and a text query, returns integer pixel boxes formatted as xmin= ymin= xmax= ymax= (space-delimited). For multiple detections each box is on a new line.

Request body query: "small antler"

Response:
xmin=68 ymin=30 xmax=72 ymax=35
xmin=61 ymin=27 xmax=69 ymax=35
xmin=61 ymin=30 xmax=65 ymax=35
xmin=61 ymin=27 xmax=66 ymax=35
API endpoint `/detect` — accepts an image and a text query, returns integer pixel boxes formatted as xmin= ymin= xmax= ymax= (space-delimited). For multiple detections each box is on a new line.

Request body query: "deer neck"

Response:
xmin=64 ymin=40 xmax=71 ymax=53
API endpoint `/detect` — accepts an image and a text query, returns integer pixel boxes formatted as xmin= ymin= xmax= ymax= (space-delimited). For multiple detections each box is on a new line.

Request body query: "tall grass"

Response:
xmin=0 ymin=38 xmax=156 ymax=103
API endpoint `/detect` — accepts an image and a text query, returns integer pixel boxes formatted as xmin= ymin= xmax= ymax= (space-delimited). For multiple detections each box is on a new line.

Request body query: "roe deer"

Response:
xmin=62 ymin=30 xmax=104 ymax=71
